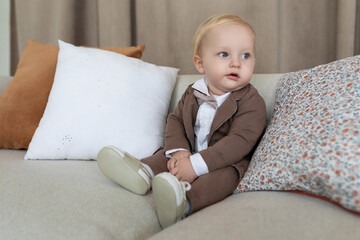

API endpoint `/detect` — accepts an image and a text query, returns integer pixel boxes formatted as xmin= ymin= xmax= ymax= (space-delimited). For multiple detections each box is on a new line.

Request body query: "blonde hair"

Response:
xmin=193 ymin=14 xmax=255 ymax=58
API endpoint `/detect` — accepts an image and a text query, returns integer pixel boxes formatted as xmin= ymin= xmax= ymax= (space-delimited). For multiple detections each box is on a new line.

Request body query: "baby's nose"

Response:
xmin=230 ymin=58 xmax=240 ymax=68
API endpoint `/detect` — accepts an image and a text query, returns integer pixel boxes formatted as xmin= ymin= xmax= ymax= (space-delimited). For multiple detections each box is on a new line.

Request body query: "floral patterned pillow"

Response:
xmin=235 ymin=55 xmax=360 ymax=213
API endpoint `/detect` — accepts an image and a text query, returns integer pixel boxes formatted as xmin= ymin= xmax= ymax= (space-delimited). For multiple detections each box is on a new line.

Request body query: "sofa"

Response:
xmin=1 ymin=73 xmax=359 ymax=240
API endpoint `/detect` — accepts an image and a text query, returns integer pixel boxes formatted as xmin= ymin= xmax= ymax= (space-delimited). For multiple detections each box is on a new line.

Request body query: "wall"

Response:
xmin=0 ymin=0 xmax=10 ymax=76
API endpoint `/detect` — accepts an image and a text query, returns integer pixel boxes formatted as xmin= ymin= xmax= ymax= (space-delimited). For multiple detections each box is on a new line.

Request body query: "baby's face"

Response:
xmin=194 ymin=23 xmax=256 ymax=95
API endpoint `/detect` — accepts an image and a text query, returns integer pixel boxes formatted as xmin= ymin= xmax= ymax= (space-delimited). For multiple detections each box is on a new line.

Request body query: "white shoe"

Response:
xmin=97 ymin=146 xmax=151 ymax=195
xmin=152 ymin=172 xmax=191 ymax=228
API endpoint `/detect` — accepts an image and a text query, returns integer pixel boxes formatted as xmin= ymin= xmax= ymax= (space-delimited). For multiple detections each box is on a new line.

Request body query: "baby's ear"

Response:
xmin=193 ymin=55 xmax=205 ymax=74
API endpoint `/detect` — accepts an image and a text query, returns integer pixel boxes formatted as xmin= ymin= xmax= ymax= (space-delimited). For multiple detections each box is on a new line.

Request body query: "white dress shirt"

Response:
xmin=165 ymin=78 xmax=231 ymax=176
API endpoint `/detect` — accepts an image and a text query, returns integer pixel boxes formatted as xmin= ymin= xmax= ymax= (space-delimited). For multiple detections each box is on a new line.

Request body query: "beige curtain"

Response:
xmin=11 ymin=0 xmax=360 ymax=75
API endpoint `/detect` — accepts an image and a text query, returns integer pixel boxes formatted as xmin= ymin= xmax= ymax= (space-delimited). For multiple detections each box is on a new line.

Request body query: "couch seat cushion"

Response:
xmin=150 ymin=191 xmax=360 ymax=240
xmin=0 ymin=150 xmax=161 ymax=239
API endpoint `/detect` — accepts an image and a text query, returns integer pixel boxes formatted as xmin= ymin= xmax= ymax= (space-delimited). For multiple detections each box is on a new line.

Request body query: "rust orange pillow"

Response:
xmin=0 ymin=39 xmax=145 ymax=149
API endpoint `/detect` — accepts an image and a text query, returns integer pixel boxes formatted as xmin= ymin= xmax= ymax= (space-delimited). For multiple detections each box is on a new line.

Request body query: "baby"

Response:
xmin=97 ymin=14 xmax=267 ymax=229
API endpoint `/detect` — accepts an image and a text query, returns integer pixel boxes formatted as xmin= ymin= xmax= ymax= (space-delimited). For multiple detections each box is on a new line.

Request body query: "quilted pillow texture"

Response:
xmin=25 ymin=40 xmax=178 ymax=160
xmin=236 ymin=55 xmax=360 ymax=213
xmin=0 ymin=39 xmax=145 ymax=149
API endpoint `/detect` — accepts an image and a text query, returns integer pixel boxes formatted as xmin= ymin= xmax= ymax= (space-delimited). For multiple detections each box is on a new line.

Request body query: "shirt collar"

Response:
xmin=192 ymin=78 xmax=210 ymax=96
xmin=192 ymin=78 xmax=231 ymax=107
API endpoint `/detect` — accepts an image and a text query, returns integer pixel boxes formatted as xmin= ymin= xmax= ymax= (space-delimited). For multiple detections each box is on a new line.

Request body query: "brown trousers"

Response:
xmin=141 ymin=149 xmax=240 ymax=215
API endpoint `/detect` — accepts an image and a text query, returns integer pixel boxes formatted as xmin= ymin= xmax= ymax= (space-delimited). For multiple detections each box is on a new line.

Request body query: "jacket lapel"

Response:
xmin=185 ymin=84 xmax=251 ymax=150
xmin=208 ymin=85 xmax=250 ymax=142
xmin=183 ymin=89 xmax=199 ymax=150
xmin=208 ymin=94 xmax=238 ymax=141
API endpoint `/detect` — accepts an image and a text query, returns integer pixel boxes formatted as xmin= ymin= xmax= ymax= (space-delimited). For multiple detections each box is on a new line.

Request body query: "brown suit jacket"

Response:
xmin=164 ymin=83 xmax=267 ymax=177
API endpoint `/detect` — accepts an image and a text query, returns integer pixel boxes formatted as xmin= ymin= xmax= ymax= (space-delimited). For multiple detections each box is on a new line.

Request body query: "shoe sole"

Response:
xmin=153 ymin=173 xmax=184 ymax=228
xmin=97 ymin=146 xmax=150 ymax=195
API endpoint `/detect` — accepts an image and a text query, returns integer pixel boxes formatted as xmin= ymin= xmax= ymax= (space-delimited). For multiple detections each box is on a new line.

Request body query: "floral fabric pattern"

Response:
xmin=235 ymin=56 xmax=360 ymax=213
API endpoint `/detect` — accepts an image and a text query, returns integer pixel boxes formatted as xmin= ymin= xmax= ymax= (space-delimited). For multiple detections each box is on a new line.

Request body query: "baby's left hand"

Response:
xmin=170 ymin=157 xmax=197 ymax=184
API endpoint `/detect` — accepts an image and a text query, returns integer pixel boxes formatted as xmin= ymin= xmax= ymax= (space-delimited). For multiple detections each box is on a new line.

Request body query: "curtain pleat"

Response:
xmin=10 ymin=0 xmax=132 ymax=74
xmin=276 ymin=0 xmax=338 ymax=73
xmin=336 ymin=0 xmax=357 ymax=59
xmin=97 ymin=0 xmax=132 ymax=48
xmin=354 ymin=0 xmax=360 ymax=55
xmin=10 ymin=0 xmax=359 ymax=75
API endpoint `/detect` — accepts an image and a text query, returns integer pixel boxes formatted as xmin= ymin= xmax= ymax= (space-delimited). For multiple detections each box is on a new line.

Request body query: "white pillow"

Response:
xmin=25 ymin=40 xmax=178 ymax=160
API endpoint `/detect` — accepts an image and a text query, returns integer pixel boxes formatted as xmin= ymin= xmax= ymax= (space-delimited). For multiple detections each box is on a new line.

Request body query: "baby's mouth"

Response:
xmin=226 ymin=73 xmax=239 ymax=79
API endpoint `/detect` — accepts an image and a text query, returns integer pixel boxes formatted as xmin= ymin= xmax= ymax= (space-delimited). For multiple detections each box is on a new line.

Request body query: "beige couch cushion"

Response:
xmin=0 ymin=150 xmax=161 ymax=239
xmin=150 ymin=191 xmax=360 ymax=240
xmin=2 ymin=149 xmax=359 ymax=240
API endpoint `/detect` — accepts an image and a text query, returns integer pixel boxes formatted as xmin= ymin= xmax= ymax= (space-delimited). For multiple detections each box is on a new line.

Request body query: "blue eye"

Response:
xmin=218 ymin=52 xmax=228 ymax=57
xmin=242 ymin=53 xmax=250 ymax=59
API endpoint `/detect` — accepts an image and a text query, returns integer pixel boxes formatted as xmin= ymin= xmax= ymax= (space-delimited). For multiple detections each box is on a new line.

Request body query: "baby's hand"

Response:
xmin=170 ymin=157 xmax=197 ymax=184
xmin=167 ymin=150 xmax=191 ymax=171
xmin=171 ymin=150 xmax=191 ymax=160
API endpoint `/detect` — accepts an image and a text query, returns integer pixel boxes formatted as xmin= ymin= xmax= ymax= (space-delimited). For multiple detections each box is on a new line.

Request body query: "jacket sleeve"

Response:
xmin=200 ymin=92 xmax=267 ymax=172
xmin=163 ymin=85 xmax=193 ymax=152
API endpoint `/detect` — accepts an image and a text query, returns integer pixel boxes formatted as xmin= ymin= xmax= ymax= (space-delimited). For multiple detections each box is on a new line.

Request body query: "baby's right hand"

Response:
xmin=167 ymin=150 xmax=191 ymax=171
